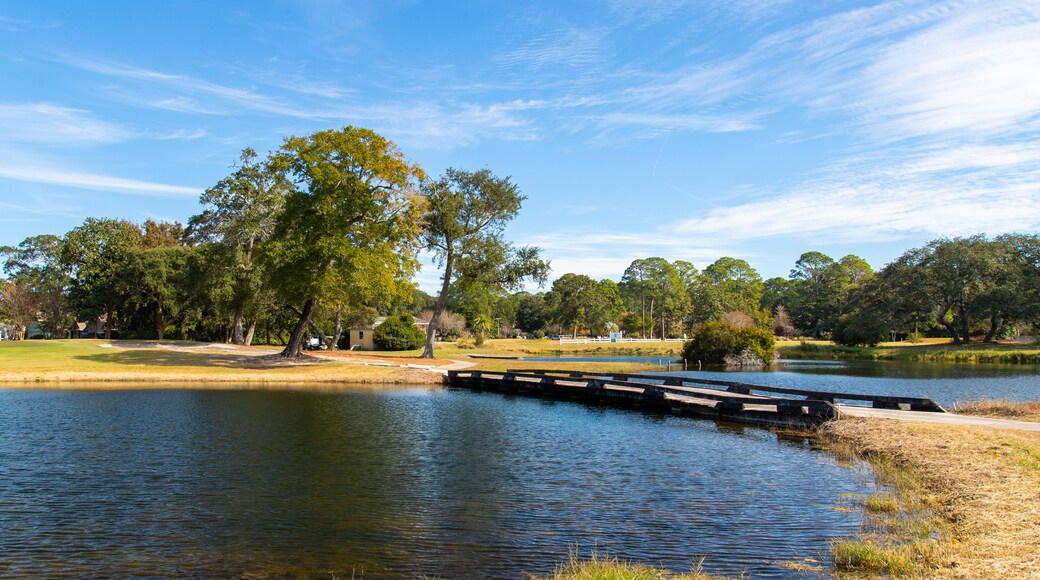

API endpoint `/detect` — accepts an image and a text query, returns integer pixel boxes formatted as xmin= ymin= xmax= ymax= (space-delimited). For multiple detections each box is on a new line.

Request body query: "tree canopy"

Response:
xmin=265 ymin=126 xmax=425 ymax=358
xmin=419 ymin=167 xmax=548 ymax=358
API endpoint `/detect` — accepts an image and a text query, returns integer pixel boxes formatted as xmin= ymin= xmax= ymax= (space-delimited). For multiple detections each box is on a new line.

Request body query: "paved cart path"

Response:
xmin=839 ymin=405 xmax=1040 ymax=431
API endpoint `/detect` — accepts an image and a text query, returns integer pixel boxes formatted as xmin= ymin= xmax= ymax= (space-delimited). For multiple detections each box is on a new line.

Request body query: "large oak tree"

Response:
xmin=264 ymin=127 xmax=424 ymax=358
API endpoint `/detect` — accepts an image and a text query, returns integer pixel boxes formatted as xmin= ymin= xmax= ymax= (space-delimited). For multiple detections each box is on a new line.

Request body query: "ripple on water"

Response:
xmin=0 ymin=387 xmax=875 ymax=578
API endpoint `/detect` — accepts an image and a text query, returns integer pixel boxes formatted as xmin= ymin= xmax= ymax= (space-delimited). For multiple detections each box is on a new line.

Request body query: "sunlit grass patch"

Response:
xmin=0 ymin=339 xmax=444 ymax=385
xmin=539 ymin=550 xmax=721 ymax=580
xmin=778 ymin=340 xmax=1040 ymax=364
xmin=864 ymin=492 xmax=899 ymax=514
xmin=952 ymin=398 xmax=1040 ymax=422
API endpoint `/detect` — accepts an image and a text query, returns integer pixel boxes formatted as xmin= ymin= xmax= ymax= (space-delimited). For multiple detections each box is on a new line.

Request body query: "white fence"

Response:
xmin=558 ymin=337 xmax=686 ymax=345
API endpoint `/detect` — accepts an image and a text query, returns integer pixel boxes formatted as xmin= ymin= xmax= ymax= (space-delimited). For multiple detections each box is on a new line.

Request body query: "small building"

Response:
xmin=347 ymin=317 xmax=431 ymax=351
xmin=348 ymin=317 xmax=387 ymax=351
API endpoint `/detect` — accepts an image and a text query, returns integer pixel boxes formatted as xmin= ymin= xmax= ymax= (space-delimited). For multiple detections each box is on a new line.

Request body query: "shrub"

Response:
xmin=832 ymin=312 xmax=888 ymax=347
xmin=682 ymin=320 xmax=775 ymax=366
xmin=373 ymin=314 xmax=425 ymax=351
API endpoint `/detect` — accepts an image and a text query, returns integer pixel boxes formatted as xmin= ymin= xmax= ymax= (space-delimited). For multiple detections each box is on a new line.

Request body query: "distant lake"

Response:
xmin=0 ymin=387 xmax=875 ymax=578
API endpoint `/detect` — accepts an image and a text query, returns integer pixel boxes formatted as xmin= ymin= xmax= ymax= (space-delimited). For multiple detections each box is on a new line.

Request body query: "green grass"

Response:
xmin=432 ymin=338 xmax=686 ymax=358
xmin=830 ymin=540 xmax=918 ymax=576
xmin=538 ymin=551 xmax=719 ymax=580
xmin=0 ymin=339 xmax=441 ymax=384
xmin=779 ymin=339 xmax=1040 ymax=364
xmin=864 ymin=493 xmax=900 ymax=514
xmin=822 ymin=447 xmax=953 ymax=578
xmin=0 ymin=338 xmax=680 ymax=384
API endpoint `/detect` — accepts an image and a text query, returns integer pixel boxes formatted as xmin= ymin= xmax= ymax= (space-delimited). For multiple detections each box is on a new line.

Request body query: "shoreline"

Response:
xmin=818 ymin=416 xmax=1040 ymax=577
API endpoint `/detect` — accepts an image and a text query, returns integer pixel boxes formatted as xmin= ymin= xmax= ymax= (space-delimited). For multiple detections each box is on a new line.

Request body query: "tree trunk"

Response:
xmin=937 ymin=310 xmax=961 ymax=344
xmin=231 ymin=311 xmax=245 ymax=345
xmin=308 ymin=319 xmax=330 ymax=345
xmin=983 ymin=312 xmax=1001 ymax=343
xmin=958 ymin=305 xmax=971 ymax=344
xmin=648 ymin=298 xmax=655 ymax=340
xmin=329 ymin=307 xmax=343 ymax=351
xmin=105 ymin=303 xmax=114 ymax=339
xmin=282 ymin=299 xmax=315 ymax=358
xmin=422 ymin=253 xmax=454 ymax=359
xmin=243 ymin=320 xmax=256 ymax=346
xmin=156 ymin=309 xmax=165 ymax=340
xmin=641 ymin=296 xmax=647 ymax=339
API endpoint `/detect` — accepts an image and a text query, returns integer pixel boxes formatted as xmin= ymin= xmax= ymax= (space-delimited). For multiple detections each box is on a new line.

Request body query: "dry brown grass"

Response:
xmin=952 ymin=399 xmax=1040 ymax=423
xmin=821 ymin=418 xmax=1040 ymax=578
xmin=0 ymin=339 xmax=448 ymax=386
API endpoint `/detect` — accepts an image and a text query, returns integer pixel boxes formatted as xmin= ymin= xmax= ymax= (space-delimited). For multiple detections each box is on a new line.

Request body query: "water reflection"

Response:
xmin=0 ymin=388 xmax=874 ymax=578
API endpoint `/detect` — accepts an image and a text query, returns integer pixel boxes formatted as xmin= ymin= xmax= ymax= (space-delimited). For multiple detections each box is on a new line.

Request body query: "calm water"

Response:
xmin=657 ymin=359 xmax=1040 ymax=408
xmin=0 ymin=387 xmax=873 ymax=578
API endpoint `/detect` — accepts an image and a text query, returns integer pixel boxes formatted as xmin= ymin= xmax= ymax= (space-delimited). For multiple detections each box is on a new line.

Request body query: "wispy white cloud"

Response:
xmin=645 ymin=0 xmax=1040 ymax=249
xmin=594 ymin=110 xmax=767 ymax=134
xmin=55 ymin=54 xmax=541 ymax=148
xmin=0 ymin=162 xmax=200 ymax=197
xmin=498 ymin=27 xmax=608 ymax=71
xmin=526 ymin=230 xmax=734 ymax=278
xmin=672 ymin=147 xmax=1040 ymax=243
xmin=847 ymin=2 xmax=1040 ymax=140
xmin=0 ymin=103 xmax=132 ymax=144
xmin=153 ymin=128 xmax=209 ymax=141
xmin=0 ymin=197 xmax=82 ymax=220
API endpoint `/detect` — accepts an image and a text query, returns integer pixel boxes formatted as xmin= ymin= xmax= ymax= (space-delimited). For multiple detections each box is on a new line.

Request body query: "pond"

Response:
xmin=0 ymin=387 xmax=874 ymax=578
xmin=656 ymin=359 xmax=1040 ymax=408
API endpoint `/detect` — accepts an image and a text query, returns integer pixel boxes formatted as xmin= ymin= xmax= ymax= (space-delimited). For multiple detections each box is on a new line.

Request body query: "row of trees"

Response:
xmin=0 ymin=127 xmax=547 ymax=358
xmin=2 ymin=128 xmax=1037 ymax=350
xmin=433 ymin=235 xmax=1040 ymax=347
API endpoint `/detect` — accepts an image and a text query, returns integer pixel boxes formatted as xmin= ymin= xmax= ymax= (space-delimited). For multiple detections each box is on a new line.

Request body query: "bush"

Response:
xmin=682 ymin=320 xmax=775 ymax=366
xmin=373 ymin=314 xmax=426 ymax=351
xmin=832 ymin=312 xmax=888 ymax=347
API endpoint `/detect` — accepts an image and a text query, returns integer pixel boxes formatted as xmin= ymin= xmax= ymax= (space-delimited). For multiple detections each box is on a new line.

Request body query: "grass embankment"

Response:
xmin=780 ymin=338 xmax=1040 ymax=364
xmin=820 ymin=416 xmax=1040 ymax=578
xmin=0 ymin=338 xmax=675 ymax=386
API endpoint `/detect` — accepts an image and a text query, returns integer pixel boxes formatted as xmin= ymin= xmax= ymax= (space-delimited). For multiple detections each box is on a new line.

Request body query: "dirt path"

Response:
xmin=838 ymin=405 xmax=1040 ymax=431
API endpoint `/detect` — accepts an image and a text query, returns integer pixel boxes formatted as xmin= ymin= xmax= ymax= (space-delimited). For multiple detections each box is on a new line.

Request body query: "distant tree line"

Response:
xmin=2 ymin=130 xmax=1037 ymax=351
xmin=503 ymin=234 xmax=1038 ymax=347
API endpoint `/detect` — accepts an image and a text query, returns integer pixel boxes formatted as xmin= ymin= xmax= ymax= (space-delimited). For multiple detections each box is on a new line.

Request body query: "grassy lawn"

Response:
xmin=7 ymin=336 xmax=1038 ymax=386
xmin=0 ymin=339 xmax=444 ymax=385
xmin=432 ymin=337 xmax=687 ymax=358
xmin=0 ymin=338 xmax=680 ymax=385
xmin=779 ymin=338 xmax=1040 ymax=364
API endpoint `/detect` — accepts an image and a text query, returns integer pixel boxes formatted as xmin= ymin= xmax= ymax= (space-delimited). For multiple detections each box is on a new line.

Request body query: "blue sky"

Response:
xmin=1 ymin=0 xmax=1038 ymax=292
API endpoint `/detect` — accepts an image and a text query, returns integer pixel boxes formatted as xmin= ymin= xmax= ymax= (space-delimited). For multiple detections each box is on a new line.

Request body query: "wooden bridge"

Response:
xmin=446 ymin=368 xmax=945 ymax=428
